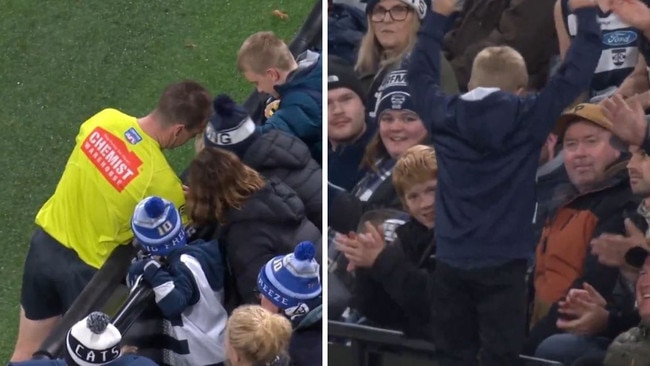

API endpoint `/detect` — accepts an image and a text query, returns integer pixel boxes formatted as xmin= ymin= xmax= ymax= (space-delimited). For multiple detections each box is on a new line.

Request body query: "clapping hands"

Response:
xmin=557 ymin=282 xmax=609 ymax=335
xmin=591 ymin=218 xmax=647 ymax=267
xmin=335 ymin=221 xmax=387 ymax=271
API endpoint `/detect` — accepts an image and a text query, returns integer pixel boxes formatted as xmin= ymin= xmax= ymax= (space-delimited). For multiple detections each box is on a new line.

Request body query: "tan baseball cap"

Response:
xmin=553 ymin=103 xmax=613 ymax=138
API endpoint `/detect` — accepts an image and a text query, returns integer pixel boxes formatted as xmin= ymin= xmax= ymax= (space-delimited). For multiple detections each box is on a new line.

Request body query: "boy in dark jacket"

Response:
xmin=336 ymin=144 xmax=437 ymax=340
xmin=237 ymin=32 xmax=322 ymax=163
xmin=257 ymin=241 xmax=322 ymax=366
xmin=406 ymin=0 xmax=602 ymax=364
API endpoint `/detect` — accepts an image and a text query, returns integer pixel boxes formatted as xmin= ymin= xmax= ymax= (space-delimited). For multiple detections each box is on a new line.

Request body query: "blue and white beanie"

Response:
xmin=373 ymin=67 xmax=416 ymax=120
xmin=204 ymin=94 xmax=261 ymax=157
xmin=65 ymin=312 xmax=122 ymax=366
xmin=257 ymin=241 xmax=322 ymax=320
xmin=131 ymin=196 xmax=187 ymax=256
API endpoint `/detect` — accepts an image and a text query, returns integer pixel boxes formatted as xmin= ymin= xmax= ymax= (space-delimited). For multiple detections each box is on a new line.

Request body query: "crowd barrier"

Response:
xmin=328 ymin=320 xmax=564 ymax=366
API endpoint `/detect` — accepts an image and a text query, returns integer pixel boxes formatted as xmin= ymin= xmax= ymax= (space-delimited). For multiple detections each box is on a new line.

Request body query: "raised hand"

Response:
xmin=609 ymin=0 xmax=650 ymax=32
xmin=431 ymin=0 xmax=457 ymax=16
xmin=601 ymin=94 xmax=648 ymax=147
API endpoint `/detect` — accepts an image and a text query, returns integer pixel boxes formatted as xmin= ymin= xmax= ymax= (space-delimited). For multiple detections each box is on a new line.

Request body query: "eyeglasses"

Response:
xmin=371 ymin=5 xmax=411 ymax=22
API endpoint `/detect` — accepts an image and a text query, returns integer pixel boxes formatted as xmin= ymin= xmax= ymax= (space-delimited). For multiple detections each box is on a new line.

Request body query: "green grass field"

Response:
xmin=0 ymin=0 xmax=315 ymax=360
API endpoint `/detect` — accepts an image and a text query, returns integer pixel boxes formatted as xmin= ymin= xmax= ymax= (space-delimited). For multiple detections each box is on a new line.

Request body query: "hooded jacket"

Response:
xmin=406 ymin=7 xmax=601 ymax=268
xmin=260 ymin=51 xmax=322 ymax=163
xmin=243 ymin=130 xmax=322 ymax=231
xmin=218 ymin=178 xmax=321 ymax=308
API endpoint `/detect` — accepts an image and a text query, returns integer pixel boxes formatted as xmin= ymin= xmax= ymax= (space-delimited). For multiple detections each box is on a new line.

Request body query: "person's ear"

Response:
xmin=266 ymin=68 xmax=280 ymax=83
xmin=172 ymin=124 xmax=185 ymax=137
xmin=232 ymin=351 xmax=241 ymax=363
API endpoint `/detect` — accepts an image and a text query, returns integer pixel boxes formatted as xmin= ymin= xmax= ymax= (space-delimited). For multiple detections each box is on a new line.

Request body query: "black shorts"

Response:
xmin=20 ymin=228 xmax=96 ymax=320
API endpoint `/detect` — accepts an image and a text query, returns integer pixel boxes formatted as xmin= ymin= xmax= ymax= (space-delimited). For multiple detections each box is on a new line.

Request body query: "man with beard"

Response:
xmin=328 ymin=56 xmax=375 ymax=208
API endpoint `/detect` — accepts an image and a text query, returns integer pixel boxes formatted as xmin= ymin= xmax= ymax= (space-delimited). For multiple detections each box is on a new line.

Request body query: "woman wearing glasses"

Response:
xmin=355 ymin=0 xmax=458 ymax=123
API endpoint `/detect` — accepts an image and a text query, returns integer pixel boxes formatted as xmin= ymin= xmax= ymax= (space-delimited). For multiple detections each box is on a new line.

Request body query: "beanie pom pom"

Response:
xmin=144 ymin=197 xmax=166 ymax=218
xmin=294 ymin=241 xmax=315 ymax=261
xmin=214 ymin=94 xmax=236 ymax=117
xmin=86 ymin=312 xmax=110 ymax=334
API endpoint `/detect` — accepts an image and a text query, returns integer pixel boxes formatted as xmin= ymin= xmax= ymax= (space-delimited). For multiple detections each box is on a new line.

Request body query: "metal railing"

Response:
xmin=328 ymin=320 xmax=564 ymax=366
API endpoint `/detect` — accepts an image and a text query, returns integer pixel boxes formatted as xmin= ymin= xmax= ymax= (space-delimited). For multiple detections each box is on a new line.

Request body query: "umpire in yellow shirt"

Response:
xmin=10 ymin=80 xmax=213 ymax=362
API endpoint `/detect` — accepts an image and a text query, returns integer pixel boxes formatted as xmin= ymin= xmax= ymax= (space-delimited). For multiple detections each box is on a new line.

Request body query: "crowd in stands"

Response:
xmin=328 ymin=0 xmax=650 ymax=365
xmin=7 ymin=27 xmax=323 ymax=366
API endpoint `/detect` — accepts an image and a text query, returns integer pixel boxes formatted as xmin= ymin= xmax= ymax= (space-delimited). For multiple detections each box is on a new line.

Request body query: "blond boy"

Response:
xmin=404 ymin=0 xmax=603 ymax=364
xmin=392 ymin=145 xmax=437 ymax=230
xmin=236 ymin=31 xmax=322 ymax=163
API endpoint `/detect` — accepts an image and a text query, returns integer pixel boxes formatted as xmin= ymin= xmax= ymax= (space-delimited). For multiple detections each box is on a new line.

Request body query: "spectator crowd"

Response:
xmin=328 ymin=0 xmax=650 ymax=365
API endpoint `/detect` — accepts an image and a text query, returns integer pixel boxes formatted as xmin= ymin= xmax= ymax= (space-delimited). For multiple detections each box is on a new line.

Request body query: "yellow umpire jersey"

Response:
xmin=36 ymin=108 xmax=187 ymax=269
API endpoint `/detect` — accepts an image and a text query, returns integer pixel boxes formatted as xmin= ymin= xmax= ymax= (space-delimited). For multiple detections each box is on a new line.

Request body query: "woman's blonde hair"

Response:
xmin=354 ymin=11 xmax=421 ymax=77
xmin=227 ymin=305 xmax=293 ymax=365
xmin=186 ymin=147 xmax=265 ymax=225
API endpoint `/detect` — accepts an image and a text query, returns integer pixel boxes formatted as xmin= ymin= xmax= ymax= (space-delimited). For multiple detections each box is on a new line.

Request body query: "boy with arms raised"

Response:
xmin=407 ymin=0 xmax=603 ymax=364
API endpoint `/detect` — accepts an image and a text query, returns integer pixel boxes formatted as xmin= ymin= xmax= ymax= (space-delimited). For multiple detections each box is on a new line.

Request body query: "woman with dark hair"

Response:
xmin=186 ymin=147 xmax=320 ymax=309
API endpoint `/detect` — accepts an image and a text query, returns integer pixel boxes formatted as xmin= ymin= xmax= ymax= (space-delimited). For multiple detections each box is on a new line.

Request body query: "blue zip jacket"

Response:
xmin=260 ymin=50 xmax=322 ymax=163
xmin=406 ymin=8 xmax=601 ymax=268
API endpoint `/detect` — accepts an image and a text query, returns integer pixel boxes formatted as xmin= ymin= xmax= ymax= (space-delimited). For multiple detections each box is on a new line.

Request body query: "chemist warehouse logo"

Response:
xmin=81 ymin=127 xmax=143 ymax=192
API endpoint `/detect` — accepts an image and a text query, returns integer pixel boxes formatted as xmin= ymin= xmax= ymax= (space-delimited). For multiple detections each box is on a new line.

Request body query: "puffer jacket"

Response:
xmin=218 ymin=177 xmax=321 ymax=309
xmin=243 ymin=130 xmax=322 ymax=231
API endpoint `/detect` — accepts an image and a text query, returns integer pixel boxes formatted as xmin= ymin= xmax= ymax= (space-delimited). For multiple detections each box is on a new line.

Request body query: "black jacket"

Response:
xmin=289 ymin=312 xmax=322 ymax=366
xmin=243 ymin=130 xmax=322 ymax=231
xmin=352 ymin=219 xmax=436 ymax=340
xmin=218 ymin=178 xmax=321 ymax=308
